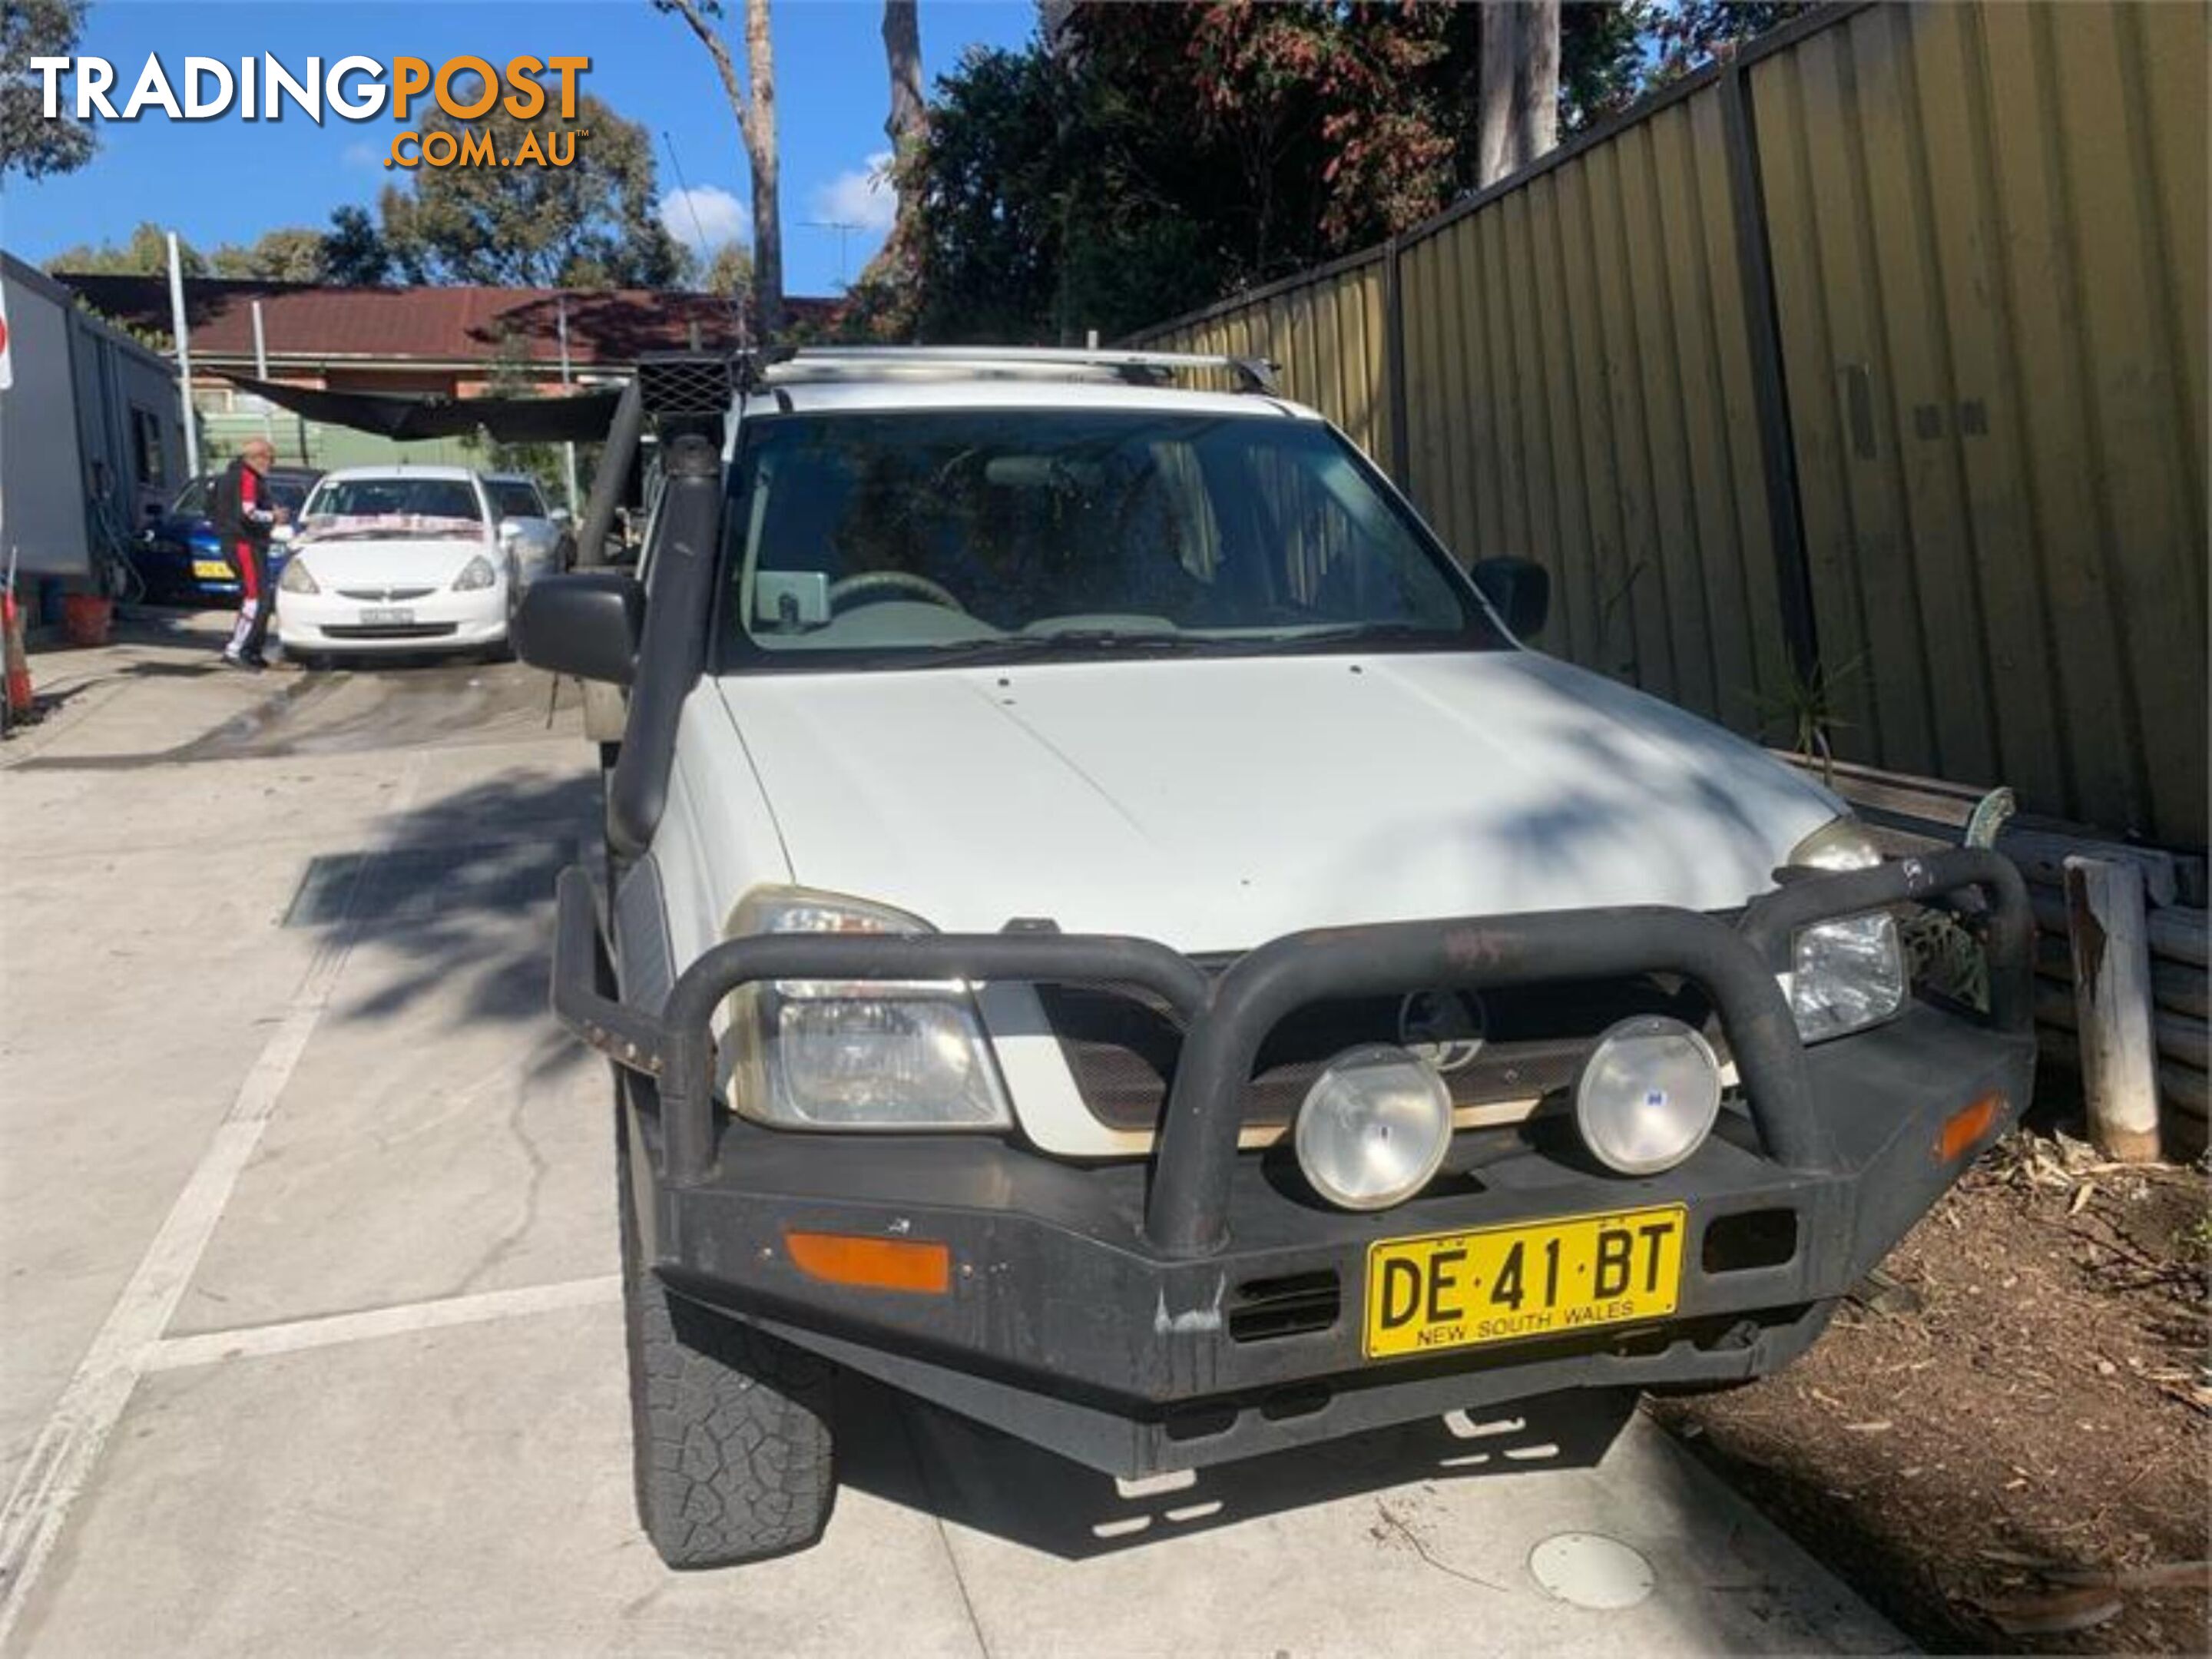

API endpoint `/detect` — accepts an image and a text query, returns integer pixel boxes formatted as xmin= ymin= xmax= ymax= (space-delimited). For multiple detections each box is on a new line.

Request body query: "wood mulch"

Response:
xmin=1651 ymin=1128 xmax=2209 ymax=1654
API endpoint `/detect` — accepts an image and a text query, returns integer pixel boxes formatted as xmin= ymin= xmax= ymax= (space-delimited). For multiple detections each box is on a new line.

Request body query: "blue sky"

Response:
xmin=0 ymin=0 xmax=1039 ymax=295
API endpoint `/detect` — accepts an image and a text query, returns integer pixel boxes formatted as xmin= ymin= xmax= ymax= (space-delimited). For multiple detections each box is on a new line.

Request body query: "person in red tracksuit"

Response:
xmin=211 ymin=438 xmax=289 ymax=670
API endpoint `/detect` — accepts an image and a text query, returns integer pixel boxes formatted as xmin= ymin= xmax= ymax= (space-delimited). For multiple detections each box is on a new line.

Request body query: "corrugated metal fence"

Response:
xmin=1134 ymin=0 xmax=2207 ymax=848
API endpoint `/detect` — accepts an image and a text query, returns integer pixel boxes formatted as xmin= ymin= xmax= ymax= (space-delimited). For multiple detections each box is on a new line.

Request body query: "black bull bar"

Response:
xmin=553 ymin=849 xmax=2032 ymax=1258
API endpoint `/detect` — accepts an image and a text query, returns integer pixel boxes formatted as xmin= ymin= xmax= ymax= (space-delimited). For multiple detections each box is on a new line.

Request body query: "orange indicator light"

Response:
xmin=784 ymin=1230 xmax=951 ymax=1294
xmin=1936 ymin=1093 xmax=2004 ymax=1163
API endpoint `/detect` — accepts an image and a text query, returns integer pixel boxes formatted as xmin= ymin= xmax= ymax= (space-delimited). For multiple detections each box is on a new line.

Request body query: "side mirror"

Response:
xmin=498 ymin=517 xmax=525 ymax=545
xmin=515 ymin=571 xmax=643 ymax=685
xmin=1472 ymin=555 xmax=1550 ymax=637
xmin=141 ymin=502 xmax=163 ymax=522
xmin=548 ymin=508 xmax=572 ymax=525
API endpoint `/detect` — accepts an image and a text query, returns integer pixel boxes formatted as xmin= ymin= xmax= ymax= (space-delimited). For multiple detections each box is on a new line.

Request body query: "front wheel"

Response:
xmin=617 ymin=1114 xmax=837 ymax=1568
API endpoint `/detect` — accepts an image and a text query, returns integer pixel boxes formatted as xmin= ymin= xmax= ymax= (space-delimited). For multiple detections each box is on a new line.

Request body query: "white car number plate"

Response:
xmin=360 ymin=607 xmax=416 ymax=627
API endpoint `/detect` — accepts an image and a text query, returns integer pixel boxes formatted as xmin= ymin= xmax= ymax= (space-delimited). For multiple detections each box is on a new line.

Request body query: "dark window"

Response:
xmin=129 ymin=407 xmax=166 ymax=488
xmin=267 ymin=478 xmax=312 ymax=515
xmin=488 ymin=479 xmax=546 ymax=519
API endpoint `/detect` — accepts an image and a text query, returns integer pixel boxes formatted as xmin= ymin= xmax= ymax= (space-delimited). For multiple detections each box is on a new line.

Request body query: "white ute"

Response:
xmin=518 ymin=347 xmax=2035 ymax=1571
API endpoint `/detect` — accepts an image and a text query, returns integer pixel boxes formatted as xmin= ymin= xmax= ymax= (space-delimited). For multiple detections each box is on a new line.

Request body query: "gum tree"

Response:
xmin=655 ymin=0 xmax=784 ymax=336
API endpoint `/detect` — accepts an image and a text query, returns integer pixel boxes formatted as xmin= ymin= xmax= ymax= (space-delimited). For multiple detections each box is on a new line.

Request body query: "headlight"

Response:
xmin=724 ymin=887 xmax=1011 ymax=1131
xmin=1786 ymin=912 xmax=1906 ymax=1041
xmin=452 ymin=555 xmax=498 ymax=591
xmin=278 ymin=559 xmax=318 ymax=594
xmin=1575 ymin=1016 xmax=1722 ymax=1176
xmin=1780 ymin=816 xmax=1906 ymax=1040
xmin=1293 ymin=1045 xmax=1452 ymax=1211
xmin=1787 ymin=816 xmax=1882 ymax=871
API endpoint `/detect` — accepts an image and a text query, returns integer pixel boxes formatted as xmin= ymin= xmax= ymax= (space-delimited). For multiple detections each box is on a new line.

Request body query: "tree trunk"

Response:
xmin=1515 ymin=0 xmax=1561 ymax=174
xmin=1475 ymin=2 xmax=1561 ymax=188
xmin=658 ymin=0 xmax=780 ymax=333
xmin=743 ymin=0 xmax=783 ymax=338
xmin=1475 ymin=2 xmax=1518 ymax=187
xmin=882 ymin=2 xmax=926 ymax=154
xmin=882 ymin=1 xmax=926 ymax=233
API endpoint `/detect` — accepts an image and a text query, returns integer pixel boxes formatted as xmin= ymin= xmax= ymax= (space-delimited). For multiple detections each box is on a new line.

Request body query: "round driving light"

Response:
xmin=1293 ymin=1044 xmax=1453 ymax=1212
xmin=1574 ymin=1017 xmax=1723 ymax=1177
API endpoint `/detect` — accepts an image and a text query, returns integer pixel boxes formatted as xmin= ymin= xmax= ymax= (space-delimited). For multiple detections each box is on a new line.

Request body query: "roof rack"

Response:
xmin=731 ymin=344 xmax=1281 ymax=397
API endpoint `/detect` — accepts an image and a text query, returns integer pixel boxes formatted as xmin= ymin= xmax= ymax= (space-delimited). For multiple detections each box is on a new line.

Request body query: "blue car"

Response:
xmin=131 ymin=468 xmax=321 ymax=605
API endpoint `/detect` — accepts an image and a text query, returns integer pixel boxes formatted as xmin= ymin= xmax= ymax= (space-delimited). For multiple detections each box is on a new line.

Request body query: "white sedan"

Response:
xmin=276 ymin=466 xmax=516 ymax=664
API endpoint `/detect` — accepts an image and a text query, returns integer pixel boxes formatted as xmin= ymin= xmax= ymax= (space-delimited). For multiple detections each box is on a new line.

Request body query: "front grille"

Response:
xmin=336 ymin=586 xmax=437 ymax=601
xmin=320 ymin=622 xmax=461 ymax=640
xmin=1038 ymin=975 xmax=1718 ymax=1134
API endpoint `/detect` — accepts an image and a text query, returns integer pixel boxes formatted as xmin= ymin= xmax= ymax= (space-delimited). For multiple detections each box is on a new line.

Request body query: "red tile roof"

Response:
xmin=54 ymin=274 xmax=839 ymax=367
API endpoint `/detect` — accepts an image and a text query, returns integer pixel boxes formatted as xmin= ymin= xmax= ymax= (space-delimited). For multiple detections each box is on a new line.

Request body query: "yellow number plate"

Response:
xmin=192 ymin=559 xmax=233 ymax=579
xmin=1363 ymin=1204 xmax=1687 ymax=1359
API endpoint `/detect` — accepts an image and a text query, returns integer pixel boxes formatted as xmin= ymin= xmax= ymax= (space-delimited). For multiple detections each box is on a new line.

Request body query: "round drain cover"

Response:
xmin=1528 ymin=1532 xmax=1654 ymax=1610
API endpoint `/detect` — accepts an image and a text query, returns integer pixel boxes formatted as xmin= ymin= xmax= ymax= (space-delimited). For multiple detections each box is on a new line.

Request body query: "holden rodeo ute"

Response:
xmin=515 ymin=346 xmax=2036 ymax=1568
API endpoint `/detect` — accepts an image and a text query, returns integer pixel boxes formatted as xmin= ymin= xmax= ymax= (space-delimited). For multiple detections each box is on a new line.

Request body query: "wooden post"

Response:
xmin=2065 ymin=856 xmax=2162 ymax=1161
xmin=1382 ymin=236 xmax=1409 ymax=488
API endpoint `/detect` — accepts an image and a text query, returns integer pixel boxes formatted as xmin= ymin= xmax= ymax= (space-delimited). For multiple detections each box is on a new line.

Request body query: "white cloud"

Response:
xmin=658 ymin=185 xmax=750 ymax=260
xmin=809 ymin=153 xmax=896 ymax=236
xmin=341 ymin=139 xmax=383 ymax=170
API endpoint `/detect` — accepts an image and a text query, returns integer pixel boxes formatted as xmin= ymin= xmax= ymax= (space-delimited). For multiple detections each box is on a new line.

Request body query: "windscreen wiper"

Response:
xmin=919 ymin=630 xmax=1206 ymax=663
xmin=1253 ymin=621 xmax=1470 ymax=648
xmin=1029 ymin=628 xmax=1206 ymax=651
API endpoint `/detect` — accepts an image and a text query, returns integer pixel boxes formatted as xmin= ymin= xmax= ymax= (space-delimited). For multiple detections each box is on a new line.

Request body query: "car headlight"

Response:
xmin=1785 ymin=910 xmax=1906 ymax=1041
xmin=452 ymin=555 xmax=498 ymax=591
xmin=1787 ymin=816 xmax=1883 ymax=871
xmin=278 ymin=559 xmax=318 ymax=594
xmin=1780 ymin=816 xmax=1906 ymax=1041
xmin=724 ymin=887 xmax=1012 ymax=1131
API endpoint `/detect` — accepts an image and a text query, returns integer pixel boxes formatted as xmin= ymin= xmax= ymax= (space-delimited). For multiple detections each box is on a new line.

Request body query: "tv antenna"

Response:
xmin=804 ymin=220 xmax=863 ymax=287
xmin=661 ymin=129 xmax=747 ymax=343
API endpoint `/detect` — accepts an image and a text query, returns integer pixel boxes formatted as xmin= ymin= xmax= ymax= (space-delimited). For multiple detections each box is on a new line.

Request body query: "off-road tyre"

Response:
xmin=616 ymin=1114 xmax=837 ymax=1568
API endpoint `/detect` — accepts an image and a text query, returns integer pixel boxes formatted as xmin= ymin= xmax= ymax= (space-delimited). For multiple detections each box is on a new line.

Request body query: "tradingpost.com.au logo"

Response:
xmin=28 ymin=54 xmax=594 ymax=169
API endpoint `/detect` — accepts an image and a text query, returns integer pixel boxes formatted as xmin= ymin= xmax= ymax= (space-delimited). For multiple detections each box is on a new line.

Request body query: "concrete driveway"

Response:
xmin=0 ymin=618 xmax=1903 ymax=1657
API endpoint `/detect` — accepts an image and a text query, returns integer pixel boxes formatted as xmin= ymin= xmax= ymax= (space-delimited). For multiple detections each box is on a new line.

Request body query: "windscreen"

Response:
xmin=721 ymin=409 xmax=1501 ymax=666
xmin=300 ymin=476 xmax=486 ymax=541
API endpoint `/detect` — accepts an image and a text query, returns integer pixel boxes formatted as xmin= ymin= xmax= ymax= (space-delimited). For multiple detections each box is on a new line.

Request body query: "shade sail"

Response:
xmin=221 ymin=375 xmax=622 ymax=442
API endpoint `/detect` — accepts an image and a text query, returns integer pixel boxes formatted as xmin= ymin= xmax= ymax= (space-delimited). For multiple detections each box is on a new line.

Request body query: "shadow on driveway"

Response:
xmin=285 ymin=769 xmax=604 ymax=1035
